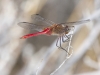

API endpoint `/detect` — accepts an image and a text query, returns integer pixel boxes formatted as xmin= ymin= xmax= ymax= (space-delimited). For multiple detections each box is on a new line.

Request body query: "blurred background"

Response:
xmin=0 ymin=0 xmax=100 ymax=75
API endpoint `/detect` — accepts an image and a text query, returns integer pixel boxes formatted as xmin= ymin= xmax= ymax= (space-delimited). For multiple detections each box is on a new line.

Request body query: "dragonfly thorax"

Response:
xmin=50 ymin=24 xmax=71 ymax=35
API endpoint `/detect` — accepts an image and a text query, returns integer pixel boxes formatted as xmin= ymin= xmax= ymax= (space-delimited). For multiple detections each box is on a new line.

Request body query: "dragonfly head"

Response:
xmin=65 ymin=26 xmax=74 ymax=34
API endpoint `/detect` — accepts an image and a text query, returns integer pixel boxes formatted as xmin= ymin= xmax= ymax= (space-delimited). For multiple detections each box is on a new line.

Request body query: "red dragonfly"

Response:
xmin=18 ymin=14 xmax=90 ymax=53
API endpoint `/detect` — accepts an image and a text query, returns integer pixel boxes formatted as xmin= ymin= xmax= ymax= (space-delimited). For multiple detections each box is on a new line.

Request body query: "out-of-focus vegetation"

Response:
xmin=0 ymin=0 xmax=100 ymax=75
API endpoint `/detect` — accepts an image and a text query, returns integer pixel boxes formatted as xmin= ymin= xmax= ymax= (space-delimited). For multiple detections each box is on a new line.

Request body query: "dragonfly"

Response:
xmin=18 ymin=14 xmax=90 ymax=53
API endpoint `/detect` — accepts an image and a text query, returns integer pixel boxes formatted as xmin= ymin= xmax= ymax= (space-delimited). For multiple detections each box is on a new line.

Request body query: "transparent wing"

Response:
xmin=61 ymin=19 xmax=90 ymax=26
xmin=31 ymin=14 xmax=55 ymax=26
xmin=18 ymin=22 xmax=49 ymax=31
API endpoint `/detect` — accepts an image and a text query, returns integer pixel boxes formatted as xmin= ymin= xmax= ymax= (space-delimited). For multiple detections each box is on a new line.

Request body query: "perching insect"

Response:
xmin=18 ymin=14 xmax=90 ymax=53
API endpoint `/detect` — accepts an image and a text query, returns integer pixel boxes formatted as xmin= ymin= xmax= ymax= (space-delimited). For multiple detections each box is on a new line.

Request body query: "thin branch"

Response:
xmin=36 ymin=59 xmax=43 ymax=75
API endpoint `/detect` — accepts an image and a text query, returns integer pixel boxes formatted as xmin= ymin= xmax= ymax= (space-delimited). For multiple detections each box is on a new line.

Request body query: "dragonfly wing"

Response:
xmin=31 ymin=14 xmax=55 ymax=26
xmin=18 ymin=22 xmax=48 ymax=31
xmin=61 ymin=19 xmax=90 ymax=26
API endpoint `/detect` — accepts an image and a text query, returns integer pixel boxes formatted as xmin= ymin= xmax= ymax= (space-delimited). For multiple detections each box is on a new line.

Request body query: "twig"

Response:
xmin=36 ymin=59 xmax=43 ymax=75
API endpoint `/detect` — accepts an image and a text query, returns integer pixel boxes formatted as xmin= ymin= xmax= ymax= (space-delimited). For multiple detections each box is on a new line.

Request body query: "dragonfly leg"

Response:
xmin=61 ymin=34 xmax=67 ymax=42
xmin=62 ymin=26 xmax=74 ymax=42
xmin=62 ymin=34 xmax=72 ymax=42
xmin=56 ymin=37 xmax=60 ymax=48
xmin=56 ymin=36 xmax=70 ymax=55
